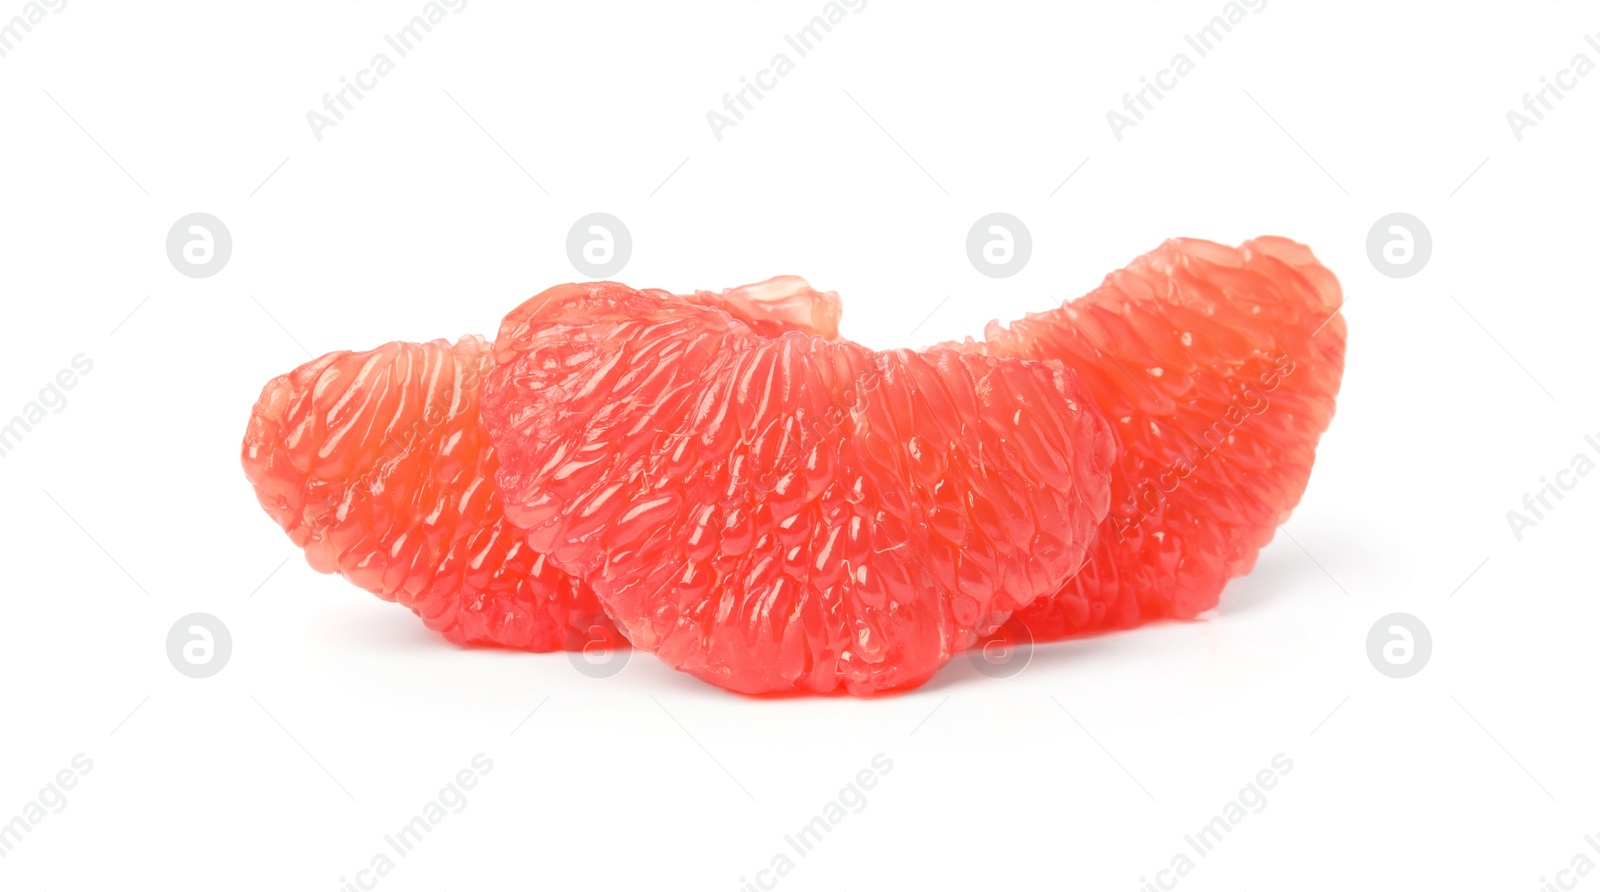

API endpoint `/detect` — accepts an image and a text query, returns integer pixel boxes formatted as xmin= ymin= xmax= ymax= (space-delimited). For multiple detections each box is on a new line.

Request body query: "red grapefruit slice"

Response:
xmin=965 ymin=237 xmax=1346 ymax=640
xmin=481 ymin=281 xmax=1114 ymax=694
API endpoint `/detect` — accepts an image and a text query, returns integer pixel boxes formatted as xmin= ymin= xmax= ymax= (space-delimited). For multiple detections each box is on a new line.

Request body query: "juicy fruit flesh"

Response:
xmin=972 ymin=237 xmax=1346 ymax=640
xmin=239 ymin=238 xmax=1345 ymax=695
xmin=482 ymin=282 xmax=1113 ymax=695
xmin=241 ymin=335 xmax=607 ymax=651
xmin=241 ymin=277 xmax=841 ymax=653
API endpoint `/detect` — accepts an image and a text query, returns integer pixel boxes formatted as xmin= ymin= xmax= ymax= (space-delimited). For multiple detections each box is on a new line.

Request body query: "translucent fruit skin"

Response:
xmin=970 ymin=237 xmax=1347 ymax=640
xmin=671 ymin=275 xmax=842 ymax=342
xmin=240 ymin=277 xmax=840 ymax=652
xmin=482 ymin=282 xmax=1114 ymax=695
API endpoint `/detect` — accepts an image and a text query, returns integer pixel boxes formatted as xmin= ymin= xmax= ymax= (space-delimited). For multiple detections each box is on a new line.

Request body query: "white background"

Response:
xmin=2 ymin=1 xmax=1597 ymax=889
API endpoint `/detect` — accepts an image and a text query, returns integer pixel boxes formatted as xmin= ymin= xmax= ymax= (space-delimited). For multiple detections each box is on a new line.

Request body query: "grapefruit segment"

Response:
xmin=481 ymin=282 xmax=1113 ymax=694
xmin=241 ymin=335 xmax=603 ymax=651
xmin=964 ymin=237 xmax=1346 ymax=640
